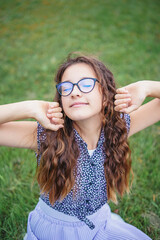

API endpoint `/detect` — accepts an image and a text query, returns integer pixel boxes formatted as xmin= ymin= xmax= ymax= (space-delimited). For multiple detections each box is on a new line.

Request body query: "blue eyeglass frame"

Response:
xmin=56 ymin=78 xmax=99 ymax=96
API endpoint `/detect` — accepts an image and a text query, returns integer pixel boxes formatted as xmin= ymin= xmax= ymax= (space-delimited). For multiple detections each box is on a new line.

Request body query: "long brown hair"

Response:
xmin=36 ymin=52 xmax=132 ymax=204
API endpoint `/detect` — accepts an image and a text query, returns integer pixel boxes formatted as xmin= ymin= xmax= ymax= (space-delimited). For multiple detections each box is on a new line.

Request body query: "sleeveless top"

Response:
xmin=36 ymin=113 xmax=130 ymax=229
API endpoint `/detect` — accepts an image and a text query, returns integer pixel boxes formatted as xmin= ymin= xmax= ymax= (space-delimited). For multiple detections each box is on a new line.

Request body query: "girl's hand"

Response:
xmin=114 ymin=81 xmax=147 ymax=114
xmin=34 ymin=101 xmax=64 ymax=131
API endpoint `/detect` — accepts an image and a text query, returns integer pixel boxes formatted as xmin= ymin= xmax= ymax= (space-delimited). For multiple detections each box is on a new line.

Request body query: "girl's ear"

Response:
xmin=103 ymin=100 xmax=107 ymax=108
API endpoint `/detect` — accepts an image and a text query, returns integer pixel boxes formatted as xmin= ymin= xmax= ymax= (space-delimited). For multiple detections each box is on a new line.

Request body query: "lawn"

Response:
xmin=0 ymin=0 xmax=160 ymax=239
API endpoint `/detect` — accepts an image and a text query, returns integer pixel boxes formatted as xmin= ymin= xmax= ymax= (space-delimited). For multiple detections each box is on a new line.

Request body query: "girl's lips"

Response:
xmin=70 ymin=102 xmax=89 ymax=107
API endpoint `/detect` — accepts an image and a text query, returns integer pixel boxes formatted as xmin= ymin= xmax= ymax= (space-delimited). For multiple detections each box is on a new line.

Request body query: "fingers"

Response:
xmin=45 ymin=116 xmax=64 ymax=131
xmin=47 ymin=103 xmax=64 ymax=126
xmin=114 ymin=103 xmax=129 ymax=112
xmin=115 ymin=87 xmax=131 ymax=99
xmin=51 ymin=117 xmax=64 ymax=125
xmin=116 ymin=87 xmax=129 ymax=94
xmin=114 ymin=87 xmax=132 ymax=113
xmin=47 ymin=112 xmax=63 ymax=118
xmin=114 ymin=95 xmax=131 ymax=111
xmin=115 ymin=93 xmax=131 ymax=100
xmin=48 ymin=102 xmax=60 ymax=108
xmin=47 ymin=113 xmax=64 ymax=124
xmin=48 ymin=107 xmax=62 ymax=113
xmin=118 ymin=105 xmax=138 ymax=114
xmin=114 ymin=98 xmax=131 ymax=106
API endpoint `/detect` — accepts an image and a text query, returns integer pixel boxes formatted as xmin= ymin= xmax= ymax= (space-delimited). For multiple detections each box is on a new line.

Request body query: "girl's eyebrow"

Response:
xmin=63 ymin=77 xmax=93 ymax=82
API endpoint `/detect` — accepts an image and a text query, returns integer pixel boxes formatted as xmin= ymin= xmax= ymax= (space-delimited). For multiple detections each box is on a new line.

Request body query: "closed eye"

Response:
xmin=82 ymin=84 xmax=92 ymax=87
xmin=63 ymin=88 xmax=72 ymax=92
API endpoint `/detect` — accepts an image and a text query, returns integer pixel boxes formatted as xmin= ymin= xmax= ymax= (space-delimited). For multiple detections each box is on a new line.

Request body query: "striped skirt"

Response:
xmin=24 ymin=198 xmax=152 ymax=240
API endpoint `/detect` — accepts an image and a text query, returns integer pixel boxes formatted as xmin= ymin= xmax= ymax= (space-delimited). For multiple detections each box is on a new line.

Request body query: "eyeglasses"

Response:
xmin=56 ymin=78 xmax=99 ymax=96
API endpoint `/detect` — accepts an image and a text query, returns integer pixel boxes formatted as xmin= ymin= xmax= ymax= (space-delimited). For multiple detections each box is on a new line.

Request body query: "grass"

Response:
xmin=0 ymin=0 xmax=160 ymax=239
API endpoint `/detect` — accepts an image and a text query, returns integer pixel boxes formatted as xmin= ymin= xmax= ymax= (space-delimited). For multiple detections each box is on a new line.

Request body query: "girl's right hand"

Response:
xmin=34 ymin=100 xmax=64 ymax=131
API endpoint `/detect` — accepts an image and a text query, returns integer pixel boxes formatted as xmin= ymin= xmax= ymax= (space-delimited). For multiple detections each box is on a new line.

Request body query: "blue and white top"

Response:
xmin=36 ymin=114 xmax=130 ymax=229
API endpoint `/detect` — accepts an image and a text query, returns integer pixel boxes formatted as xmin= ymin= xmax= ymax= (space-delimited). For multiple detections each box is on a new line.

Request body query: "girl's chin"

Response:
xmin=66 ymin=113 xmax=91 ymax=122
xmin=68 ymin=116 xmax=88 ymax=121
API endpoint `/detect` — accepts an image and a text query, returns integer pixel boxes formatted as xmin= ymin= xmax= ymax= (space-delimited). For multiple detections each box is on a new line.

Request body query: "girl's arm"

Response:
xmin=114 ymin=81 xmax=160 ymax=137
xmin=0 ymin=101 xmax=64 ymax=151
xmin=128 ymin=98 xmax=160 ymax=137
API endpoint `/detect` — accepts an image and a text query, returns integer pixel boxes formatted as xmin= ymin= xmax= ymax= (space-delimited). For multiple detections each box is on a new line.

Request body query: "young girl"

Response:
xmin=0 ymin=53 xmax=159 ymax=240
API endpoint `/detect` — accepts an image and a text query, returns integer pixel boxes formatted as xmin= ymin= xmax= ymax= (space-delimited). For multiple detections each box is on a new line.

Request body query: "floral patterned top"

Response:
xmin=36 ymin=113 xmax=130 ymax=229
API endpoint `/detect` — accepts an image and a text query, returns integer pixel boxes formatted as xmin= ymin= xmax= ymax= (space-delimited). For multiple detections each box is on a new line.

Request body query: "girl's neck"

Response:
xmin=73 ymin=118 xmax=102 ymax=150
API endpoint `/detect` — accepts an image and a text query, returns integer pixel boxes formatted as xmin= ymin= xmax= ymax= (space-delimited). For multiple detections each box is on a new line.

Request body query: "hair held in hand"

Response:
xmin=36 ymin=52 xmax=132 ymax=204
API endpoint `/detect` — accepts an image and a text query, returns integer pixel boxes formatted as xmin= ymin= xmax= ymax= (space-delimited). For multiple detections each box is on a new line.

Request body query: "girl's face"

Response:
xmin=61 ymin=63 xmax=103 ymax=123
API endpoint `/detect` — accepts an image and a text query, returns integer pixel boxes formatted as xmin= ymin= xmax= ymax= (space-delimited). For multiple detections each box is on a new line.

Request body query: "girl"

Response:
xmin=0 ymin=53 xmax=159 ymax=240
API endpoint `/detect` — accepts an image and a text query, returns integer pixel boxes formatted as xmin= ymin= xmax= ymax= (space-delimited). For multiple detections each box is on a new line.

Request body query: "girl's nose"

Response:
xmin=70 ymin=85 xmax=82 ymax=97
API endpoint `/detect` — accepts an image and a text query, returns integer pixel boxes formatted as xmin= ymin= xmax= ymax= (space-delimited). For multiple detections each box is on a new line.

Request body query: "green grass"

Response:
xmin=0 ymin=0 xmax=160 ymax=239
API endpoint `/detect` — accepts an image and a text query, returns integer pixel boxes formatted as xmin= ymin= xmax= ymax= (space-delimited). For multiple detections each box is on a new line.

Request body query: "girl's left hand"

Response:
xmin=114 ymin=81 xmax=147 ymax=114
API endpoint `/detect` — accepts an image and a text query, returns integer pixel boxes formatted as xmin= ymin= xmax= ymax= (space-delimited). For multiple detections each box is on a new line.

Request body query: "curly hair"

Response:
xmin=36 ymin=52 xmax=132 ymax=204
